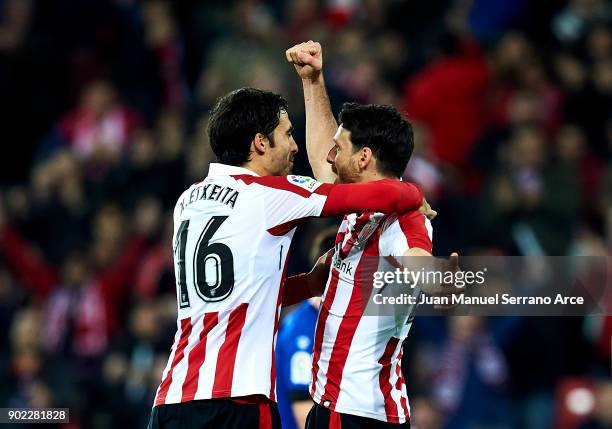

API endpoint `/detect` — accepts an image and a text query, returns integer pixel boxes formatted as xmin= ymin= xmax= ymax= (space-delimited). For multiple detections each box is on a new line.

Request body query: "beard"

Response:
xmin=336 ymin=166 xmax=361 ymax=184
xmin=331 ymin=162 xmax=348 ymax=183
xmin=283 ymin=157 xmax=294 ymax=175
xmin=332 ymin=163 xmax=349 ymax=183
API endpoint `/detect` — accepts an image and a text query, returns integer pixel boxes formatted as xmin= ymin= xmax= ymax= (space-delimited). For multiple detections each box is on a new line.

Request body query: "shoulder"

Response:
xmin=232 ymin=174 xmax=327 ymax=198
xmin=397 ymin=210 xmax=432 ymax=231
xmin=384 ymin=211 xmax=433 ymax=253
xmin=173 ymin=184 xmax=198 ymax=220
xmin=397 ymin=210 xmax=431 ymax=226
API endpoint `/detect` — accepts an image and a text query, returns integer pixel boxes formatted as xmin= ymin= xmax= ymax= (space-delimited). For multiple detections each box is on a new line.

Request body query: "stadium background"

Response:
xmin=0 ymin=0 xmax=610 ymax=428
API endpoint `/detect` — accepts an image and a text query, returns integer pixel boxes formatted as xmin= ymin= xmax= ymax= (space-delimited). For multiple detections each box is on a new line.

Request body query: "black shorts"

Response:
xmin=305 ymin=403 xmax=411 ymax=429
xmin=148 ymin=398 xmax=281 ymax=429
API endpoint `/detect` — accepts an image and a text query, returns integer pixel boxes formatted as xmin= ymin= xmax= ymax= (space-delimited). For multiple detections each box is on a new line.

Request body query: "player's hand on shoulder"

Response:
xmin=307 ymin=248 xmax=334 ymax=297
xmin=419 ymin=197 xmax=437 ymax=220
xmin=433 ymin=252 xmax=463 ymax=310
xmin=286 ymin=40 xmax=323 ymax=80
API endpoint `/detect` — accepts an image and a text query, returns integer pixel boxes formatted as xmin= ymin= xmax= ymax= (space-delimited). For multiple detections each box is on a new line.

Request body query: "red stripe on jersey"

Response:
xmin=339 ymin=212 xmax=374 ymax=258
xmin=397 ymin=211 xmax=432 ymax=253
xmin=258 ymin=403 xmax=273 ymax=429
xmin=267 ymin=217 xmax=315 ymax=236
xmin=329 ymin=410 xmax=342 ymax=429
xmin=180 ymin=312 xmax=219 ymax=402
xmin=232 ymin=174 xmax=329 ymax=198
xmin=322 ymin=227 xmax=381 ymax=409
xmin=212 ymin=303 xmax=249 ymax=397
xmin=384 ymin=255 xmax=404 ymax=270
xmin=334 ymin=216 xmax=348 ymax=247
xmin=395 ymin=350 xmax=410 ymax=419
xmin=379 ymin=337 xmax=401 ymax=423
xmin=311 ymin=268 xmax=340 ymax=397
xmin=155 ymin=318 xmax=192 ymax=406
xmin=270 ymin=251 xmax=290 ymax=400
xmin=321 ymin=281 xmax=362 ymax=408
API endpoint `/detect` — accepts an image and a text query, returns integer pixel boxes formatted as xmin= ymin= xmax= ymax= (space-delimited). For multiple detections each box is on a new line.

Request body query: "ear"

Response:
xmin=252 ymin=133 xmax=267 ymax=155
xmin=358 ymin=147 xmax=373 ymax=170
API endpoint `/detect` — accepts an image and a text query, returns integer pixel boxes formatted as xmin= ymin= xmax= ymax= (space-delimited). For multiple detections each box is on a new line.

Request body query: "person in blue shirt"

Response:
xmin=276 ymin=298 xmax=320 ymax=429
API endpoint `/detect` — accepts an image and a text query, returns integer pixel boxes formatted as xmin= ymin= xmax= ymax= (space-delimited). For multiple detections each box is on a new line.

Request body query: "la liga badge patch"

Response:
xmin=287 ymin=175 xmax=323 ymax=192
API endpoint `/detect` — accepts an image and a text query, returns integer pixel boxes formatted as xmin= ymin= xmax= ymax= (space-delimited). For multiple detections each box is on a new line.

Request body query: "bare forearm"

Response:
xmin=286 ymin=40 xmax=338 ymax=182
xmin=303 ymin=75 xmax=337 ymax=183
xmin=401 ymin=247 xmax=440 ymax=294
xmin=401 ymin=249 xmax=462 ymax=303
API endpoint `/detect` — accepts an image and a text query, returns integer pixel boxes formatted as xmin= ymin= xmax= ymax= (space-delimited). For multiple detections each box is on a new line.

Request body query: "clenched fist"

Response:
xmin=285 ymin=40 xmax=323 ymax=80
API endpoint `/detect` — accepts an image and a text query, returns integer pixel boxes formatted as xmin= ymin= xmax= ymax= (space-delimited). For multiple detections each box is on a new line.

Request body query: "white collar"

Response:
xmin=207 ymin=163 xmax=260 ymax=177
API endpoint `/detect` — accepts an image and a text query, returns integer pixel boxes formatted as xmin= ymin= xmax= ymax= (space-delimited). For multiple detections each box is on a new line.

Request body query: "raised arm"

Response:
xmin=286 ymin=41 xmax=337 ymax=184
xmin=0 ymin=225 xmax=56 ymax=299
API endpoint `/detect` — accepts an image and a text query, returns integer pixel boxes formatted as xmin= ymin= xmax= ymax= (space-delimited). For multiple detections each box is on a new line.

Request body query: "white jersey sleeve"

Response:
xmin=234 ymin=174 xmax=328 ymax=234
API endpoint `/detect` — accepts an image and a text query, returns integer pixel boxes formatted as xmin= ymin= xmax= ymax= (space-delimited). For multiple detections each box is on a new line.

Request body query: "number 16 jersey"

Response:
xmin=153 ymin=163 xmax=329 ymax=406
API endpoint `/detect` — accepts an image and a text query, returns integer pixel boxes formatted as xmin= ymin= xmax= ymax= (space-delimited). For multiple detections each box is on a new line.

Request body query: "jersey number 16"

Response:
xmin=174 ymin=216 xmax=235 ymax=307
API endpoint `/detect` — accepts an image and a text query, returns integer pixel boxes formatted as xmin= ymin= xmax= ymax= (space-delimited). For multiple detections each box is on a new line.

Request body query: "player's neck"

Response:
xmin=353 ymin=169 xmax=397 ymax=183
xmin=239 ymin=161 xmax=266 ymax=177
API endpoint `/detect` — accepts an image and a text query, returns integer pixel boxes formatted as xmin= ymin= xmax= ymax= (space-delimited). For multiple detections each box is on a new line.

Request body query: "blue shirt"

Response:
xmin=276 ymin=301 xmax=319 ymax=429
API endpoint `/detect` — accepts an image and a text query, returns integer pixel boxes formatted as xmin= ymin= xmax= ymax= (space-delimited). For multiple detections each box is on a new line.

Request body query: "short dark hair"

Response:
xmin=208 ymin=88 xmax=289 ymax=166
xmin=339 ymin=103 xmax=414 ymax=177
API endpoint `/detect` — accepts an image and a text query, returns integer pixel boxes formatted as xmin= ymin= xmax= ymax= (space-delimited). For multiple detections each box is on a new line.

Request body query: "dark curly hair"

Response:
xmin=208 ymin=88 xmax=289 ymax=166
xmin=339 ymin=102 xmax=414 ymax=178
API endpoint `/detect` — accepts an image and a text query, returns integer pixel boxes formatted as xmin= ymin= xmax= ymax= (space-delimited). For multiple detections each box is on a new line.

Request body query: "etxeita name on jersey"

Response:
xmin=287 ymin=175 xmax=322 ymax=192
xmin=180 ymin=183 xmax=239 ymax=214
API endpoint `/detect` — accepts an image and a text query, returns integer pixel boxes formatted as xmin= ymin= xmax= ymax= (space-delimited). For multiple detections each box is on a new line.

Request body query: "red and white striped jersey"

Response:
xmin=153 ymin=163 xmax=424 ymax=407
xmin=310 ymin=210 xmax=433 ymax=423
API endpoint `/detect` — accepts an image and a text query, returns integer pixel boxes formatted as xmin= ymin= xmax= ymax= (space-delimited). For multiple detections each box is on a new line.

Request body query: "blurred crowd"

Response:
xmin=0 ymin=0 xmax=610 ymax=428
